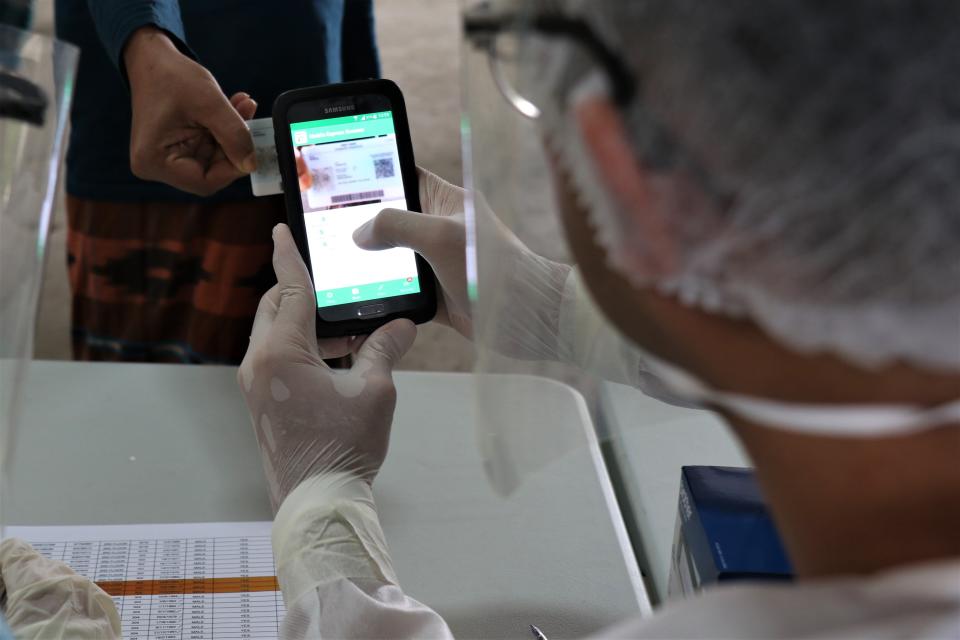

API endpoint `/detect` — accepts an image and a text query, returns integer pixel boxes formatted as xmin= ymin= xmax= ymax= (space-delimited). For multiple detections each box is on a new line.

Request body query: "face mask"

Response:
xmin=633 ymin=340 xmax=960 ymax=436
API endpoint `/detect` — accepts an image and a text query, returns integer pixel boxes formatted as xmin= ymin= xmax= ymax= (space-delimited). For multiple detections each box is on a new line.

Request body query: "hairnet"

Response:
xmin=532 ymin=0 xmax=960 ymax=372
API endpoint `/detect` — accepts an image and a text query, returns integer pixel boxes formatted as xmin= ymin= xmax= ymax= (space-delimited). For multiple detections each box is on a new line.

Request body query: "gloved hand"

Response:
xmin=0 ymin=538 xmax=120 ymax=639
xmin=238 ymin=224 xmax=418 ymax=510
xmin=353 ymin=168 xmax=572 ymax=360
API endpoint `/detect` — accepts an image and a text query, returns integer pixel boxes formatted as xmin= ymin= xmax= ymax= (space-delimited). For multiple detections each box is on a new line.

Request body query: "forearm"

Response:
xmin=341 ymin=0 xmax=381 ymax=80
xmin=85 ymin=0 xmax=189 ymax=73
xmin=489 ymin=250 xmax=572 ymax=361
xmin=122 ymin=25 xmax=183 ymax=88
xmin=557 ymin=268 xmax=687 ymax=395
xmin=273 ymin=473 xmax=453 ymax=639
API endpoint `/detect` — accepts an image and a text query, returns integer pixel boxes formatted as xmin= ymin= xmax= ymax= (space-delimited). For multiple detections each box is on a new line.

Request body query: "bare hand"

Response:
xmin=124 ymin=27 xmax=258 ymax=196
xmin=295 ymin=148 xmax=312 ymax=191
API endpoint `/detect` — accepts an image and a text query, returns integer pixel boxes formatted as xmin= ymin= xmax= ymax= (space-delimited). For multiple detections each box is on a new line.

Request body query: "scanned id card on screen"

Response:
xmin=299 ymin=137 xmax=403 ymax=211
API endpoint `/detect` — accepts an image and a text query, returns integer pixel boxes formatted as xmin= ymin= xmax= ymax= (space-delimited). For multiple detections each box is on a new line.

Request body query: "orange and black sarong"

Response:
xmin=66 ymin=195 xmax=286 ymax=364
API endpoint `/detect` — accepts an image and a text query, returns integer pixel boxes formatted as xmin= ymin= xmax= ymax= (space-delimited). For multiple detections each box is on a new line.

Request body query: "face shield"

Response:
xmin=461 ymin=1 xmax=960 ymax=498
xmin=461 ymin=1 xmax=661 ymax=497
xmin=0 ymin=25 xmax=78 ymax=534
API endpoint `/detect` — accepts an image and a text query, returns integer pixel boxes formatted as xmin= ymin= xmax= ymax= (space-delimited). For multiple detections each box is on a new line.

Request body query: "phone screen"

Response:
xmin=289 ymin=110 xmax=420 ymax=308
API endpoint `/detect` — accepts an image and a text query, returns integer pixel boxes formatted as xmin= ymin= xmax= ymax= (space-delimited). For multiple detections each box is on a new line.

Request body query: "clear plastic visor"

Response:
xmin=0 ymin=25 xmax=78 ymax=534
xmin=462 ymin=1 xmax=657 ymax=496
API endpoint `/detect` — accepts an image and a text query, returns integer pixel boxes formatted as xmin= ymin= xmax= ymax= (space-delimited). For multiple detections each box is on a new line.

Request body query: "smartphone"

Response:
xmin=273 ymin=80 xmax=437 ymax=337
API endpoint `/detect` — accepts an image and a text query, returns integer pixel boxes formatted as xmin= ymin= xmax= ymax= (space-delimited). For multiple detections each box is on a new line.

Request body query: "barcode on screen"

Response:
xmin=332 ymin=190 xmax=385 ymax=204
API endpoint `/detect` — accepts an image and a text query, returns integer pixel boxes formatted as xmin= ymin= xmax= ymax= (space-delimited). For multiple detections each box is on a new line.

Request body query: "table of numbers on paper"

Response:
xmin=6 ymin=522 xmax=286 ymax=640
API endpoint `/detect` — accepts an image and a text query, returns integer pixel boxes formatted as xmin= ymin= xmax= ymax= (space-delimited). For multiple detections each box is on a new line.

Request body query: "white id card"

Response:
xmin=248 ymin=117 xmax=283 ymax=196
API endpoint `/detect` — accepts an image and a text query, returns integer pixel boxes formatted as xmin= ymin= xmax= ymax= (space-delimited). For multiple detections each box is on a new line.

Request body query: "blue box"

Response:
xmin=668 ymin=466 xmax=793 ymax=598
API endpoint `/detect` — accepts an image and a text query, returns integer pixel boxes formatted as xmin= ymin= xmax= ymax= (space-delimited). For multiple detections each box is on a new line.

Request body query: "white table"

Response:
xmin=599 ymin=382 xmax=750 ymax=603
xmin=8 ymin=361 xmax=649 ymax=639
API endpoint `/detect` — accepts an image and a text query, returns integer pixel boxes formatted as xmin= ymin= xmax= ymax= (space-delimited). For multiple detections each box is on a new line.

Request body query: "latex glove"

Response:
xmin=0 ymin=538 xmax=120 ymax=639
xmin=238 ymin=224 xmax=418 ymax=510
xmin=124 ymin=27 xmax=258 ymax=196
xmin=353 ymin=168 xmax=571 ymax=360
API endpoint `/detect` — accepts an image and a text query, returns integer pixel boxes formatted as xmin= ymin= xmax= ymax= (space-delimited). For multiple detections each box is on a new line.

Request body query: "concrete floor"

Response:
xmin=32 ymin=0 xmax=475 ymax=372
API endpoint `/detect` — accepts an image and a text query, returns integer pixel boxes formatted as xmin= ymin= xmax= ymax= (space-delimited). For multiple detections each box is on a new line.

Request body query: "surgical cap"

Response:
xmin=537 ymin=0 xmax=960 ymax=372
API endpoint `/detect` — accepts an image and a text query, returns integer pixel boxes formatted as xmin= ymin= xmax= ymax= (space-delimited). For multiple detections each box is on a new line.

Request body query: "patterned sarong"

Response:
xmin=66 ymin=195 xmax=286 ymax=364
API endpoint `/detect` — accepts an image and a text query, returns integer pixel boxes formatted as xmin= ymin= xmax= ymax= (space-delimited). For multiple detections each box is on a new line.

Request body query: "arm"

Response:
xmin=239 ymin=224 xmax=452 ymax=639
xmin=274 ymin=475 xmax=451 ymax=639
xmin=556 ymin=269 xmax=694 ymax=398
xmin=84 ymin=0 xmax=257 ymax=196
xmin=341 ymin=0 xmax=381 ymax=80
xmin=119 ymin=27 xmax=257 ymax=195
xmin=355 ymin=170 xmax=696 ymax=398
xmin=84 ymin=0 xmax=190 ymax=73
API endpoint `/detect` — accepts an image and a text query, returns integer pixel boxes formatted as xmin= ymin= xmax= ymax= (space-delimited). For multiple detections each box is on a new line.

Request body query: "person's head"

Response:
xmin=480 ymin=1 xmax=960 ymax=576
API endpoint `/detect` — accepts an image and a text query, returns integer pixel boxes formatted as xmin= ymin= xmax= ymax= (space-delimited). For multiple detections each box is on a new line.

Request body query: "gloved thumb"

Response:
xmin=353 ymin=208 xmax=445 ymax=254
xmin=272 ymin=224 xmax=317 ymax=336
xmin=354 ymin=319 xmax=417 ymax=374
xmin=202 ymin=93 xmax=258 ymax=174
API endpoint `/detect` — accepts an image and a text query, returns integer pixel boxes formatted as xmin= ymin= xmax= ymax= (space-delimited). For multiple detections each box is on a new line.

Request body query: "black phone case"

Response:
xmin=272 ymin=79 xmax=437 ymax=337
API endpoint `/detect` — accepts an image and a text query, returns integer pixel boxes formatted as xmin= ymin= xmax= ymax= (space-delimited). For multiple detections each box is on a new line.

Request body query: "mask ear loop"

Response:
xmin=711 ymin=393 xmax=960 ymax=437
xmin=548 ymin=71 xmax=682 ymax=284
xmin=558 ymin=72 xmax=736 ymax=296
xmin=572 ymin=95 xmax=677 ymax=279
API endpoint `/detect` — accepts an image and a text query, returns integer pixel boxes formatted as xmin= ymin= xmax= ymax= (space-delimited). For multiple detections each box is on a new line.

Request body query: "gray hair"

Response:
xmin=573 ymin=1 xmax=960 ymax=370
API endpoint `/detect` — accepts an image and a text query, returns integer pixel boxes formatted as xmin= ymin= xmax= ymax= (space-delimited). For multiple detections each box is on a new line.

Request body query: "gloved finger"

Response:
xmin=239 ymin=285 xmax=281 ymax=394
xmin=353 ymin=208 xmax=460 ymax=255
xmin=271 ymin=224 xmax=319 ymax=346
xmin=353 ymin=319 xmax=417 ymax=376
xmin=200 ymin=92 xmax=258 ymax=174
xmin=248 ymin=255 xmax=353 ymax=360
xmin=248 ymin=284 xmax=280 ymax=353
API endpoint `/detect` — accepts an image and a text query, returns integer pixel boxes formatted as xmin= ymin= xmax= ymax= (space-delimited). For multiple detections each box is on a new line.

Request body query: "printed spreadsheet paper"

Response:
xmin=5 ymin=522 xmax=286 ymax=640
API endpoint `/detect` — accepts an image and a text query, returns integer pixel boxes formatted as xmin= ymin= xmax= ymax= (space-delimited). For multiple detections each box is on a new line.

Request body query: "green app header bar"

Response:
xmin=291 ymin=111 xmax=395 ymax=146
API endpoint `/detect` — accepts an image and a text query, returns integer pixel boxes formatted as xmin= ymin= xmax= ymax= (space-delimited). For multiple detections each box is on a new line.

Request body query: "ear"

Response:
xmin=572 ymin=96 xmax=701 ymax=280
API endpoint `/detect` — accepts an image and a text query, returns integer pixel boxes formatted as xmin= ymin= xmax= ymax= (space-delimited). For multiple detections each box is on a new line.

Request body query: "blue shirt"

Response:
xmin=54 ymin=0 xmax=380 ymax=202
